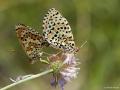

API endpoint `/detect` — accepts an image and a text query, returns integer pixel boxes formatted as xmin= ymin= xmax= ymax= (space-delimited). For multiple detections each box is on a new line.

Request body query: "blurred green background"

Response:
xmin=0 ymin=0 xmax=120 ymax=90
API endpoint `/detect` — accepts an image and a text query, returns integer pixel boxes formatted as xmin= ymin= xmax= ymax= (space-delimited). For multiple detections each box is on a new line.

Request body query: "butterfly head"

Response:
xmin=74 ymin=47 xmax=79 ymax=53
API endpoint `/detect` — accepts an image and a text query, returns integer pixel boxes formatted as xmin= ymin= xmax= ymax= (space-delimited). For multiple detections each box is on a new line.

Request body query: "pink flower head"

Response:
xmin=48 ymin=53 xmax=80 ymax=90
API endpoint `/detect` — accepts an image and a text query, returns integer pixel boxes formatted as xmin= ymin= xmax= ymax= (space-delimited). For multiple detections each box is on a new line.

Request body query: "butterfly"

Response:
xmin=43 ymin=8 xmax=79 ymax=53
xmin=16 ymin=8 xmax=79 ymax=63
xmin=16 ymin=24 xmax=49 ymax=63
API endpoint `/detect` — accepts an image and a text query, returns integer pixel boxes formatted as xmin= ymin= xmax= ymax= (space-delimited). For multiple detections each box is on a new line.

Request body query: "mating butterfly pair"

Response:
xmin=16 ymin=8 xmax=79 ymax=63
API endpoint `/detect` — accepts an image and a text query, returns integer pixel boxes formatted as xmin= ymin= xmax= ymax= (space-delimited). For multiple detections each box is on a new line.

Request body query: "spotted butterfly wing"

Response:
xmin=43 ymin=8 xmax=78 ymax=53
xmin=16 ymin=24 xmax=49 ymax=63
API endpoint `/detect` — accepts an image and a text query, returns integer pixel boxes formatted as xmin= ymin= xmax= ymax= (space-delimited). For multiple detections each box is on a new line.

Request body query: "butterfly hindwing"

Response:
xmin=43 ymin=8 xmax=77 ymax=53
xmin=16 ymin=24 xmax=49 ymax=63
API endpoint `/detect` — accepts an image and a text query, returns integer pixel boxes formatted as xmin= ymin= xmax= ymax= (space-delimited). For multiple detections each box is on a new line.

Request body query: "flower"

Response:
xmin=60 ymin=53 xmax=80 ymax=81
xmin=48 ymin=53 xmax=80 ymax=90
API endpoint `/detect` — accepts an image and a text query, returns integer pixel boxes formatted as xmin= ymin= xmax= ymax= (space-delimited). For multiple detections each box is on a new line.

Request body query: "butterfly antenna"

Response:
xmin=8 ymin=48 xmax=16 ymax=54
xmin=56 ymin=51 xmax=62 ymax=55
xmin=80 ymin=41 xmax=87 ymax=49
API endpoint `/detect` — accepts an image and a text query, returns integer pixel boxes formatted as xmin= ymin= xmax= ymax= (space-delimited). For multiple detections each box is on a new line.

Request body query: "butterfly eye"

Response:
xmin=75 ymin=47 xmax=79 ymax=53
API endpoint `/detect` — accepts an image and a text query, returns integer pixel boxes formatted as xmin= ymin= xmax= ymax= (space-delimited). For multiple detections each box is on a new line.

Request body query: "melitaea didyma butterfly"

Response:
xmin=16 ymin=8 xmax=79 ymax=63
xmin=16 ymin=24 xmax=49 ymax=63
xmin=42 ymin=8 xmax=79 ymax=53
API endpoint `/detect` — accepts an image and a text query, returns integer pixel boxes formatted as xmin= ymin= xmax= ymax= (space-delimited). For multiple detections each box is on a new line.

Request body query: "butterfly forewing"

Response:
xmin=43 ymin=8 xmax=77 ymax=53
xmin=16 ymin=24 xmax=49 ymax=63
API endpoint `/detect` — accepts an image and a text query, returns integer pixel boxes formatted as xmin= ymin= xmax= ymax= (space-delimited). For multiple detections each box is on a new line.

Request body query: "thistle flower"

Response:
xmin=48 ymin=53 xmax=80 ymax=90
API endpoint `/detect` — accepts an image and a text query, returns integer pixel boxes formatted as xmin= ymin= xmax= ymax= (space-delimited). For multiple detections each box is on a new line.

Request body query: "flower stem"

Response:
xmin=0 ymin=69 xmax=53 ymax=90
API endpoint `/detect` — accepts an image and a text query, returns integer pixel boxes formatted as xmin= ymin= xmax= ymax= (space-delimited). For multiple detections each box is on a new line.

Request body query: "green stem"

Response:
xmin=0 ymin=69 xmax=53 ymax=90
